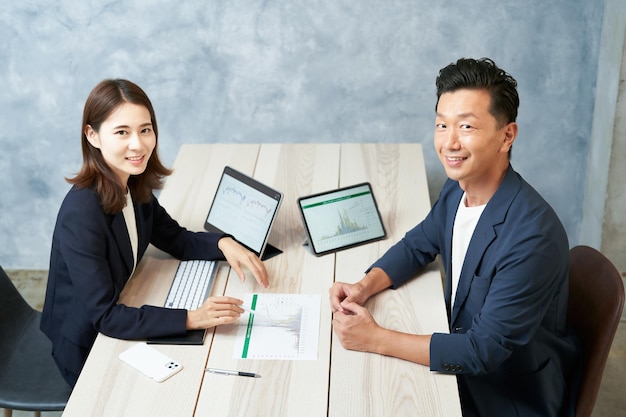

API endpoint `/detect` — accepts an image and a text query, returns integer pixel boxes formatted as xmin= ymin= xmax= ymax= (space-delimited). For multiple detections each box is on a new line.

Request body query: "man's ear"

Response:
xmin=501 ymin=122 xmax=518 ymax=153
xmin=84 ymin=125 xmax=100 ymax=149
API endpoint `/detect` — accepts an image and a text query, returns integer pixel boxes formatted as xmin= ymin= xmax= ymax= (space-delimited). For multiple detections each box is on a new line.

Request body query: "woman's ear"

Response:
xmin=84 ymin=125 xmax=100 ymax=149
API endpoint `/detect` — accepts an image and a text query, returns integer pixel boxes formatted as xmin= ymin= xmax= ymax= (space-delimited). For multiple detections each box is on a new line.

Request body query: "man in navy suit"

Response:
xmin=330 ymin=58 xmax=580 ymax=416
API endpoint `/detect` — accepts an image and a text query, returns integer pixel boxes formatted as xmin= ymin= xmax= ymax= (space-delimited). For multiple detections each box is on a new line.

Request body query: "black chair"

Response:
xmin=0 ymin=266 xmax=71 ymax=417
xmin=567 ymin=245 xmax=624 ymax=417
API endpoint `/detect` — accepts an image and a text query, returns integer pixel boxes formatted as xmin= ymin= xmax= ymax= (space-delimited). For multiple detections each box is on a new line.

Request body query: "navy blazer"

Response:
xmin=371 ymin=166 xmax=579 ymax=417
xmin=40 ymin=186 xmax=226 ymax=384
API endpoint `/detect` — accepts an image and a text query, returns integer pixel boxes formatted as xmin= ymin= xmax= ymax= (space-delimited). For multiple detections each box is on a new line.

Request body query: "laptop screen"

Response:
xmin=204 ymin=166 xmax=282 ymax=258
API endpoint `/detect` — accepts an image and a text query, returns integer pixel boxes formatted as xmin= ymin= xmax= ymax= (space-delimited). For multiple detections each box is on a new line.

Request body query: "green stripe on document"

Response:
xmin=242 ymin=294 xmax=258 ymax=358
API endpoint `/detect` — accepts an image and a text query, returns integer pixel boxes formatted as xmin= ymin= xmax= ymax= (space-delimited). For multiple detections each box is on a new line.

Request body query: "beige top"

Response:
xmin=121 ymin=191 xmax=138 ymax=277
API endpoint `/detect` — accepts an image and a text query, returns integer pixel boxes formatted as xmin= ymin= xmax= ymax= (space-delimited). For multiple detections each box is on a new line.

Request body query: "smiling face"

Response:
xmin=85 ymin=102 xmax=156 ymax=187
xmin=434 ymin=88 xmax=517 ymax=205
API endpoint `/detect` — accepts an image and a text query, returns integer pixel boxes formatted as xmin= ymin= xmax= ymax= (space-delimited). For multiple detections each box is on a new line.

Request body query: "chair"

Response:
xmin=567 ymin=245 xmax=625 ymax=417
xmin=0 ymin=266 xmax=72 ymax=417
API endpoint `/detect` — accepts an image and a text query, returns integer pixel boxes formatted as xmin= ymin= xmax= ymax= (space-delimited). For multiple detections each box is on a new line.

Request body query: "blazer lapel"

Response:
xmin=450 ymin=218 xmax=497 ymax=325
xmin=449 ymin=165 xmax=521 ymax=325
xmin=111 ymin=213 xmax=134 ymax=280
xmin=443 ymin=187 xmax=463 ymax=313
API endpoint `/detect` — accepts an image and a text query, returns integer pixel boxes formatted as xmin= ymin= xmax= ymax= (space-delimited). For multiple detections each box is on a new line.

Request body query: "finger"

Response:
xmin=231 ymin=264 xmax=245 ymax=282
xmin=332 ymin=310 xmax=350 ymax=325
xmin=329 ymin=286 xmax=347 ymax=312
xmin=330 ymin=297 xmax=344 ymax=313
xmin=244 ymin=258 xmax=269 ymax=288
xmin=219 ymin=315 xmax=239 ymax=325
xmin=340 ymin=300 xmax=362 ymax=315
xmin=209 ymin=296 xmax=243 ymax=305
xmin=209 ymin=306 xmax=242 ymax=319
xmin=252 ymin=270 xmax=269 ymax=288
xmin=240 ymin=262 xmax=268 ymax=288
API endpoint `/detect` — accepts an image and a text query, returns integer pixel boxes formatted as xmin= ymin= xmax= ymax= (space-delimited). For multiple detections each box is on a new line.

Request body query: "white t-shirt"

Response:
xmin=451 ymin=193 xmax=486 ymax=312
xmin=121 ymin=191 xmax=138 ymax=278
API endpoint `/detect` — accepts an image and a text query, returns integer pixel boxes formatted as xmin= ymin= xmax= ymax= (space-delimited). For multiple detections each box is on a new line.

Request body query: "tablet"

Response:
xmin=204 ymin=166 xmax=283 ymax=261
xmin=297 ymin=183 xmax=386 ymax=256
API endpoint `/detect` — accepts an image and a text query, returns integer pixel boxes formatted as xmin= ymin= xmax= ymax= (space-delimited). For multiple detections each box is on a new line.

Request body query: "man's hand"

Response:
xmin=329 ymin=281 xmax=369 ymax=312
xmin=332 ymin=301 xmax=382 ymax=352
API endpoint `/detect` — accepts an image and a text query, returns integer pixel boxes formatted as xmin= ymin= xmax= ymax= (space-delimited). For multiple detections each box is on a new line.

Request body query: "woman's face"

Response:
xmin=85 ymin=102 xmax=156 ymax=187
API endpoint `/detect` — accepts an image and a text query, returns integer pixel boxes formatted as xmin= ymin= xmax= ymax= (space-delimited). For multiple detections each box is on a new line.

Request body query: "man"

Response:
xmin=329 ymin=58 xmax=579 ymax=417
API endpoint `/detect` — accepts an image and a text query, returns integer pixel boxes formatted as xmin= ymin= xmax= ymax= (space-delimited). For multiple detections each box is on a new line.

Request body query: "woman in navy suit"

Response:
xmin=40 ymin=79 xmax=269 ymax=387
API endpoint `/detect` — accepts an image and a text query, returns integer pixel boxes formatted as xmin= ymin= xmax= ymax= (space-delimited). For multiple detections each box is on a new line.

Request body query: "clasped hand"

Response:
xmin=329 ymin=281 xmax=382 ymax=353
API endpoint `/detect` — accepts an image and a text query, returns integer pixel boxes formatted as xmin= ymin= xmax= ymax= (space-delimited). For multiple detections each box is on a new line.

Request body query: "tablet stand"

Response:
xmin=261 ymin=243 xmax=282 ymax=261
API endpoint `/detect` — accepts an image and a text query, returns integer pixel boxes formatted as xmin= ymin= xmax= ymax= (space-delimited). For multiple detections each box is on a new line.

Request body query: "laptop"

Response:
xmin=204 ymin=166 xmax=283 ymax=261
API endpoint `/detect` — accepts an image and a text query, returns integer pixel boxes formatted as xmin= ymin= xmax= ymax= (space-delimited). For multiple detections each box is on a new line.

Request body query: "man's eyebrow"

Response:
xmin=436 ymin=111 xmax=479 ymax=119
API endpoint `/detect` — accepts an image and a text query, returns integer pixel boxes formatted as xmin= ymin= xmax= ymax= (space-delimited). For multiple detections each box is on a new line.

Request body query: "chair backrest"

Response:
xmin=0 ymin=266 xmax=38 ymax=369
xmin=567 ymin=245 xmax=624 ymax=417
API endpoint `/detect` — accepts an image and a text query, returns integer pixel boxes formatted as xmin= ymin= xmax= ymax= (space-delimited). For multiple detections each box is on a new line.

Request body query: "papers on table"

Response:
xmin=233 ymin=293 xmax=321 ymax=360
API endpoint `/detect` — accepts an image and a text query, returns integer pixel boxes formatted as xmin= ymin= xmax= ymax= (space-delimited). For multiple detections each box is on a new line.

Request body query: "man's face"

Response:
xmin=434 ymin=89 xmax=516 ymax=191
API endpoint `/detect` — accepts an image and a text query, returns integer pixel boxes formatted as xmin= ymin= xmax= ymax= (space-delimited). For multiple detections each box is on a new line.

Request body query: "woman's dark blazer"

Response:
xmin=40 ymin=186 xmax=225 ymax=383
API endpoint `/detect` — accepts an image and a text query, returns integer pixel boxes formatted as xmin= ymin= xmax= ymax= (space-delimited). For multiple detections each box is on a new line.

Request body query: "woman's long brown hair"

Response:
xmin=68 ymin=79 xmax=172 ymax=214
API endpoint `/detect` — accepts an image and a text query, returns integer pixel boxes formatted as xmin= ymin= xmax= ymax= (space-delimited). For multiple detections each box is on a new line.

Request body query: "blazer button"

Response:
xmin=443 ymin=364 xmax=450 ymax=371
xmin=454 ymin=327 xmax=463 ymax=332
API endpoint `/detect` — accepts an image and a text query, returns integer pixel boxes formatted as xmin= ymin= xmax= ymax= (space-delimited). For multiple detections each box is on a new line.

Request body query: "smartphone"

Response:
xmin=119 ymin=342 xmax=183 ymax=382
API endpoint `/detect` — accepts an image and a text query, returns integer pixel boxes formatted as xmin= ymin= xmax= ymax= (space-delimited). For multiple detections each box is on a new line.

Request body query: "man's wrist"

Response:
xmin=360 ymin=267 xmax=393 ymax=298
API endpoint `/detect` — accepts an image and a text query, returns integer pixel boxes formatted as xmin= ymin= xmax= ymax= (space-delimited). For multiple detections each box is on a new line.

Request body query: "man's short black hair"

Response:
xmin=435 ymin=58 xmax=519 ymax=128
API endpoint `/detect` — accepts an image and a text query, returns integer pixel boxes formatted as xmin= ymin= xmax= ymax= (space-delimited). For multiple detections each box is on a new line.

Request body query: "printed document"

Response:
xmin=233 ymin=293 xmax=321 ymax=360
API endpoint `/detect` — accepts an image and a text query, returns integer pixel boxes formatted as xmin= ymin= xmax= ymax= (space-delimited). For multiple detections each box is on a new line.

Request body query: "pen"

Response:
xmin=241 ymin=305 xmax=273 ymax=322
xmin=206 ymin=367 xmax=260 ymax=378
xmin=240 ymin=305 xmax=256 ymax=314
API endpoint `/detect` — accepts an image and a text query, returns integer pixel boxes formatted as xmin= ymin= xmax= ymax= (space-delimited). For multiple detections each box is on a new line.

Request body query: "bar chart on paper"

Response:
xmin=234 ymin=294 xmax=321 ymax=360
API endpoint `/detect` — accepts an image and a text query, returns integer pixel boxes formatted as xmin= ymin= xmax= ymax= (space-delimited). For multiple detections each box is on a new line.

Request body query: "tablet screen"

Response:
xmin=204 ymin=166 xmax=282 ymax=258
xmin=298 ymin=183 xmax=386 ymax=256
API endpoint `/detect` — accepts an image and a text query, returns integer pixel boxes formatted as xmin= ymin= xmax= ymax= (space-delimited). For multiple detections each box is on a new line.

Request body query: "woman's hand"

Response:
xmin=186 ymin=295 xmax=244 ymax=330
xmin=218 ymin=236 xmax=269 ymax=288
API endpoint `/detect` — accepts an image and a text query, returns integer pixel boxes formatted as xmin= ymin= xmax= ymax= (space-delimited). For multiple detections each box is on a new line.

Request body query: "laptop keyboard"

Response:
xmin=164 ymin=260 xmax=217 ymax=310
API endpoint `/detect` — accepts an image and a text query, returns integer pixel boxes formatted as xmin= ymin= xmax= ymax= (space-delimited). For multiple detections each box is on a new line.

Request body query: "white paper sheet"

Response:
xmin=233 ymin=293 xmax=321 ymax=360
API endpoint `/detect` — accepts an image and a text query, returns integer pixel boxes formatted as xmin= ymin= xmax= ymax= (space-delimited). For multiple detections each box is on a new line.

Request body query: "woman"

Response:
xmin=40 ymin=79 xmax=269 ymax=387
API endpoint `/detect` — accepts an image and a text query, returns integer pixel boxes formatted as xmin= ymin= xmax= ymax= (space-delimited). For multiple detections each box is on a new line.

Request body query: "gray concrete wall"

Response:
xmin=0 ymin=0 xmax=604 ymax=269
xmin=598 ymin=0 xmax=626 ymax=282
xmin=582 ymin=0 xmax=626 ymax=255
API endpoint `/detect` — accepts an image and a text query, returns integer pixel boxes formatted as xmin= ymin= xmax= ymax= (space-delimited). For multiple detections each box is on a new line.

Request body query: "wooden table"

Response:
xmin=62 ymin=144 xmax=461 ymax=417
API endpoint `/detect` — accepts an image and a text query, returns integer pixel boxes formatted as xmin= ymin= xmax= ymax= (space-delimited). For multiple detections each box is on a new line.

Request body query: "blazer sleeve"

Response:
xmin=370 ymin=179 xmax=460 ymax=288
xmin=139 ymin=195 xmax=226 ymax=261
xmin=57 ymin=190 xmax=187 ymax=340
